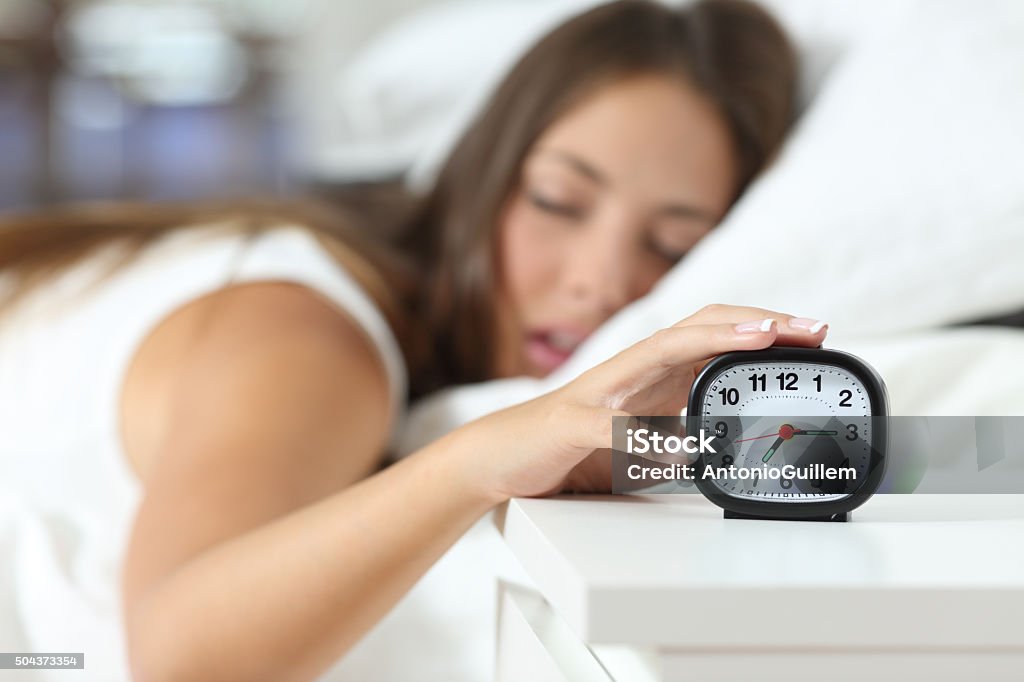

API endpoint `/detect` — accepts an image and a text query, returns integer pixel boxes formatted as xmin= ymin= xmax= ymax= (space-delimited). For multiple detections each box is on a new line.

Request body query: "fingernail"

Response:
xmin=788 ymin=318 xmax=828 ymax=334
xmin=735 ymin=318 xmax=776 ymax=334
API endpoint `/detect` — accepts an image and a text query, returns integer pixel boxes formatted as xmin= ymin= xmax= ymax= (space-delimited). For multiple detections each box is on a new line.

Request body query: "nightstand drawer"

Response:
xmin=496 ymin=581 xmax=613 ymax=682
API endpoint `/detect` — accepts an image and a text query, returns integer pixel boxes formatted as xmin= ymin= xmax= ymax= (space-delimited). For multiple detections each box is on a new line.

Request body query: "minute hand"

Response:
xmin=792 ymin=429 xmax=839 ymax=436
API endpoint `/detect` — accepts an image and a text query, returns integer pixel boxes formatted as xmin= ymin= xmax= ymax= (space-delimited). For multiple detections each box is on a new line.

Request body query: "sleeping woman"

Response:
xmin=0 ymin=0 xmax=825 ymax=679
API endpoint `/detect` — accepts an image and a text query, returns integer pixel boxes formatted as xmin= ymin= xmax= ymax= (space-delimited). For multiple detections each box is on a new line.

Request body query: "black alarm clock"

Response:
xmin=686 ymin=347 xmax=889 ymax=522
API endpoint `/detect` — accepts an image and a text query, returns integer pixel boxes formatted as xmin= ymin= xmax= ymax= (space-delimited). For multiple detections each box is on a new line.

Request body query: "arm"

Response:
xmin=122 ymin=293 xmax=826 ymax=682
xmin=122 ymin=282 xmax=487 ymax=682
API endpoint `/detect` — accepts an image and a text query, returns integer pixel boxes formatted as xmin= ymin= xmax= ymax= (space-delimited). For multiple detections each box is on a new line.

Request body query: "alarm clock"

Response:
xmin=686 ymin=347 xmax=889 ymax=522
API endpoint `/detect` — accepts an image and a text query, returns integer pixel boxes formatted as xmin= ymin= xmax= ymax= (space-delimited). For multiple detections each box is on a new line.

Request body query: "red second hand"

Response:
xmin=733 ymin=431 xmax=781 ymax=444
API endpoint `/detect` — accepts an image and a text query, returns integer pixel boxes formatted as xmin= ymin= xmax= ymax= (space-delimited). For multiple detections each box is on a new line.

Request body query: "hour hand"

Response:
xmin=761 ymin=436 xmax=785 ymax=463
xmin=792 ymin=429 xmax=839 ymax=436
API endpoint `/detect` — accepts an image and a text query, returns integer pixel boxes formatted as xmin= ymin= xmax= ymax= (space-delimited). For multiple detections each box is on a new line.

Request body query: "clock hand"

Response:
xmin=733 ymin=432 xmax=780 ymax=444
xmin=738 ymin=426 xmax=838 ymax=442
xmin=737 ymin=425 xmax=832 ymax=463
xmin=761 ymin=436 xmax=785 ymax=463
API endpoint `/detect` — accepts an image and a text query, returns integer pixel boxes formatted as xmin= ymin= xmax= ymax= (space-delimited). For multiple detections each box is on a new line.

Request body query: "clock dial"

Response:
xmin=698 ymin=361 xmax=874 ymax=504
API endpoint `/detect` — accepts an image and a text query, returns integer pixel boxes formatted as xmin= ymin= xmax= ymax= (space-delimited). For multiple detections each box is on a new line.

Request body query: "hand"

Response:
xmin=453 ymin=305 xmax=829 ymax=501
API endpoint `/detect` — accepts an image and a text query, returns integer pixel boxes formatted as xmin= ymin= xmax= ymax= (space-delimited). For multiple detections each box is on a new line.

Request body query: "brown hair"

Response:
xmin=0 ymin=197 xmax=418 ymax=339
xmin=0 ymin=0 xmax=796 ymax=398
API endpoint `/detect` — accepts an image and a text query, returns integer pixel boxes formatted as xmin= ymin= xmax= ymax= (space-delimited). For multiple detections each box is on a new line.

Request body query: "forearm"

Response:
xmin=127 ymin=429 xmax=498 ymax=682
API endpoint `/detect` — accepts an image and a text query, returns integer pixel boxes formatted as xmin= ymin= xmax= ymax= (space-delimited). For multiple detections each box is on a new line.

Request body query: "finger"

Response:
xmin=576 ymin=318 xmax=780 ymax=402
xmin=673 ymin=304 xmax=786 ymax=327
xmin=775 ymin=316 xmax=829 ymax=346
xmin=674 ymin=304 xmax=828 ymax=347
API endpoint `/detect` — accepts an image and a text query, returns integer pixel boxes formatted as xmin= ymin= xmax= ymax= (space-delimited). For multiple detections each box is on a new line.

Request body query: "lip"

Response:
xmin=523 ymin=325 xmax=593 ymax=373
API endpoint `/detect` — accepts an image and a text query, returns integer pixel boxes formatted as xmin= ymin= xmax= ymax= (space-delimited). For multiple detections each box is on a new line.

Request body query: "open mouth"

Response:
xmin=524 ymin=329 xmax=587 ymax=373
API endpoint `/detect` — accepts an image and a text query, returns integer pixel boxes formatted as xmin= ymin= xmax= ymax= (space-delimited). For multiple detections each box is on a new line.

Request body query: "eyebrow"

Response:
xmin=536 ymin=147 xmax=719 ymax=223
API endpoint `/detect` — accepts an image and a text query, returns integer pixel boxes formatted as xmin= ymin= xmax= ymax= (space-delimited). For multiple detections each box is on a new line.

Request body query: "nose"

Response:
xmin=561 ymin=215 xmax=635 ymax=316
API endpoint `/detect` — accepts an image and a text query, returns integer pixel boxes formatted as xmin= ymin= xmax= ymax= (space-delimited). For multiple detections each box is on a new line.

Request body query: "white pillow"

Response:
xmin=396 ymin=0 xmax=1024 ymax=454
xmin=307 ymin=0 xmax=598 ymax=183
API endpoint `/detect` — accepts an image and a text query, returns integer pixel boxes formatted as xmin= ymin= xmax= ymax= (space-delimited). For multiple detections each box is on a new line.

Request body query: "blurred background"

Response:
xmin=1 ymin=0 xmax=294 ymax=208
xmin=0 ymin=0 xmax=460 ymax=209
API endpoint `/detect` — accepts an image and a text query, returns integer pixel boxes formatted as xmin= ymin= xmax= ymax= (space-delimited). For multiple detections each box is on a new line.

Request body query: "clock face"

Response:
xmin=697 ymin=360 xmax=875 ymax=504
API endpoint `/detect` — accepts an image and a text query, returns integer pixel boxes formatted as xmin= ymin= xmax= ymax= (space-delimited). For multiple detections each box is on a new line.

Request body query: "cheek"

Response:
xmin=642 ymin=254 xmax=677 ymax=292
xmin=614 ymin=247 xmax=675 ymax=304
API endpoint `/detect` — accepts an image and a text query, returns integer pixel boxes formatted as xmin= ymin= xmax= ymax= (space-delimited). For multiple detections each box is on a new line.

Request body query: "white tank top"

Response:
xmin=0 ymin=224 xmax=420 ymax=680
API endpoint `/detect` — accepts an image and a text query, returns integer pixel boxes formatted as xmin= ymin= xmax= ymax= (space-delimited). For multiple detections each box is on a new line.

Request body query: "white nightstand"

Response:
xmin=494 ymin=494 xmax=1024 ymax=682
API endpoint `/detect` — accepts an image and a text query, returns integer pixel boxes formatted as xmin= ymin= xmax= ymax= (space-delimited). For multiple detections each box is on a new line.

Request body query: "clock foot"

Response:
xmin=723 ymin=510 xmax=849 ymax=522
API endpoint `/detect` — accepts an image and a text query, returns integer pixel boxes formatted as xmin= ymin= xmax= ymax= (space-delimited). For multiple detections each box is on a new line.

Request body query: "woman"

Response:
xmin=0 ymin=1 xmax=820 ymax=679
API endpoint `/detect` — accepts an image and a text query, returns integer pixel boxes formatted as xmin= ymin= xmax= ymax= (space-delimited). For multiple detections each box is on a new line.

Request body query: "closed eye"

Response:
xmin=646 ymin=235 xmax=688 ymax=263
xmin=527 ymin=191 xmax=584 ymax=220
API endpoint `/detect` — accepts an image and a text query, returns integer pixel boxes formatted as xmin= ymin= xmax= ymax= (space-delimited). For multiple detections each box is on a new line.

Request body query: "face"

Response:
xmin=495 ymin=74 xmax=740 ymax=378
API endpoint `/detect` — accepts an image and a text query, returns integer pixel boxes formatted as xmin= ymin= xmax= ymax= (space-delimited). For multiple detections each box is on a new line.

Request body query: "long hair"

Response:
xmin=0 ymin=196 xmax=419 ymax=346
xmin=0 ymin=0 xmax=797 ymax=398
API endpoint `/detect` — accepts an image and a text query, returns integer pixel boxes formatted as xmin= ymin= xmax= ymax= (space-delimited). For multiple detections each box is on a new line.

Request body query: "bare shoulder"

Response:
xmin=121 ymin=280 xmax=391 ymax=486
xmin=120 ymin=280 xmax=395 ymax=614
